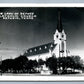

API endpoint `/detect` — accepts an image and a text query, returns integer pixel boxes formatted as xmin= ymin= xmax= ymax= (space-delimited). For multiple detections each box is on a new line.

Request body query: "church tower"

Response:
xmin=54 ymin=9 xmax=66 ymax=57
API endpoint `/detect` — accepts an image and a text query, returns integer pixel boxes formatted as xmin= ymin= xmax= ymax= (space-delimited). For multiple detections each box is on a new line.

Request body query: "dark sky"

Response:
xmin=0 ymin=7 xmax=84 ymax=60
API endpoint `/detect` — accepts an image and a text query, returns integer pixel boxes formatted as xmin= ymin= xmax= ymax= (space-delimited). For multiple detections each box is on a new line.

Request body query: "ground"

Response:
xmin=1 ymin=72 xmax=84 ymax=76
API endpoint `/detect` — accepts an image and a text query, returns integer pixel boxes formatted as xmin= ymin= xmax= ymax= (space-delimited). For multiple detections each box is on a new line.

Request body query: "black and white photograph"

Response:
xmin=0 ymin=5 xmax=84 ymax=81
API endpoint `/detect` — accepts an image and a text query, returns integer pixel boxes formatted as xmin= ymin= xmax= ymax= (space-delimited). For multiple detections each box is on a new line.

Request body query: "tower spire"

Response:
xmin=57 ymin=8 xmax=63 ymax=32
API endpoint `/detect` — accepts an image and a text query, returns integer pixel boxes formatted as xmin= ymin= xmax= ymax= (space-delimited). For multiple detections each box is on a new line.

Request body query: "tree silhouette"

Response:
xmin=13 ymin=55 xmax=28 ymax=73
xmin=71 ymin=56 xmax=83 ymax=70
xmin=2 ymin=59 xmax=14 ymax=73
xmin=46 ymin=56 xmax=57 ymax=74
xmin=38 ymin=59 xmax=45 ymax=65
xmin=25 ymin=60 xmax=38 ymax=73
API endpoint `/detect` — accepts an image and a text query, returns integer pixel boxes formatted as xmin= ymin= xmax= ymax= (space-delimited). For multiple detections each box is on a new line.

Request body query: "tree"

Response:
xmin=71 ymin=56 xmax=83 ymax=70
xmin=58 ymin=56 xmax=83 ymax=74
xmin=38 ymin=59 xmax=45 ymax=65
xmin=1 ymin=59 xmax=14 ymax=73
xmin=46 ymin=56 xmax=57 ymax=74
xmin=25 ymin=60 xmax=38 ymax=73
xmin=58 ymin=57 xmax=67 ymax=72
xmin=13 ymin=55 xmax=28 ymax=73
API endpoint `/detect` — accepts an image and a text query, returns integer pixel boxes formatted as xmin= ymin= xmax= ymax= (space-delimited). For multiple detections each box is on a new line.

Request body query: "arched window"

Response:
xmin=45 ymin=46 xmax=47 ymax=49
xmin=30 ymin=50 xmax=32 ymax=52
xmin=62 ymin=34 xmax=64 ymax=38
xmin=51 ymin=44 xmax=53 ymax=47
xmin=34 ymin=48 xmax=36 ymax=51
xmin=39 ymin=47 xmax=41 ymax=50
xmin=56 ymin=35 xmax=58 ymax=38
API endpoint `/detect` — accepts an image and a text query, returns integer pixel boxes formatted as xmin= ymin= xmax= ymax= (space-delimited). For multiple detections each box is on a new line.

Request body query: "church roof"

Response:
xmin=24 ymin=42 xmax=56 ymax=57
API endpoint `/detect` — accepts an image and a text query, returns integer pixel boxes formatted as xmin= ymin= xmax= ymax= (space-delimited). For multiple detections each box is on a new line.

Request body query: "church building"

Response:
xmin=24 ymin=9 xmax=66 ymax=61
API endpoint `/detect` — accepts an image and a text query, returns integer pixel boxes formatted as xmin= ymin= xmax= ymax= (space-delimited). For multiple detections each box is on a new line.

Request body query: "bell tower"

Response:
xmin=54 ymin=8 xmax=66 ymax=57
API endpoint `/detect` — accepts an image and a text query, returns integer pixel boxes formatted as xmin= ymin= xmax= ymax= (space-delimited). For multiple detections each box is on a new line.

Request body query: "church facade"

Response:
xmin=24 ymin=10 xmax=66 ymax=61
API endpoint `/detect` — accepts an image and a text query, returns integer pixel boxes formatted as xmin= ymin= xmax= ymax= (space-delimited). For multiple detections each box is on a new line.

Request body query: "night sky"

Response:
xmin=0 ymin=7 xmax=84 ymax=60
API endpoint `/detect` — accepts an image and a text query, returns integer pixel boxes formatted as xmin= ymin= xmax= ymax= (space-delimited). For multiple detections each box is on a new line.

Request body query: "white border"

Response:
xmin=0 ymin=76 xmax=84 ymax=81
xmin=0 ymin=3 xmax=84 ymax=7
xmin=0 ymin=3 xmax=84 ymax=81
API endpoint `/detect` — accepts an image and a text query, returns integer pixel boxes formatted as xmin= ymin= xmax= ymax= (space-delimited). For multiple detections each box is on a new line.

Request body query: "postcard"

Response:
xmin=0 ymin=4 xmax=84 ymax=81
